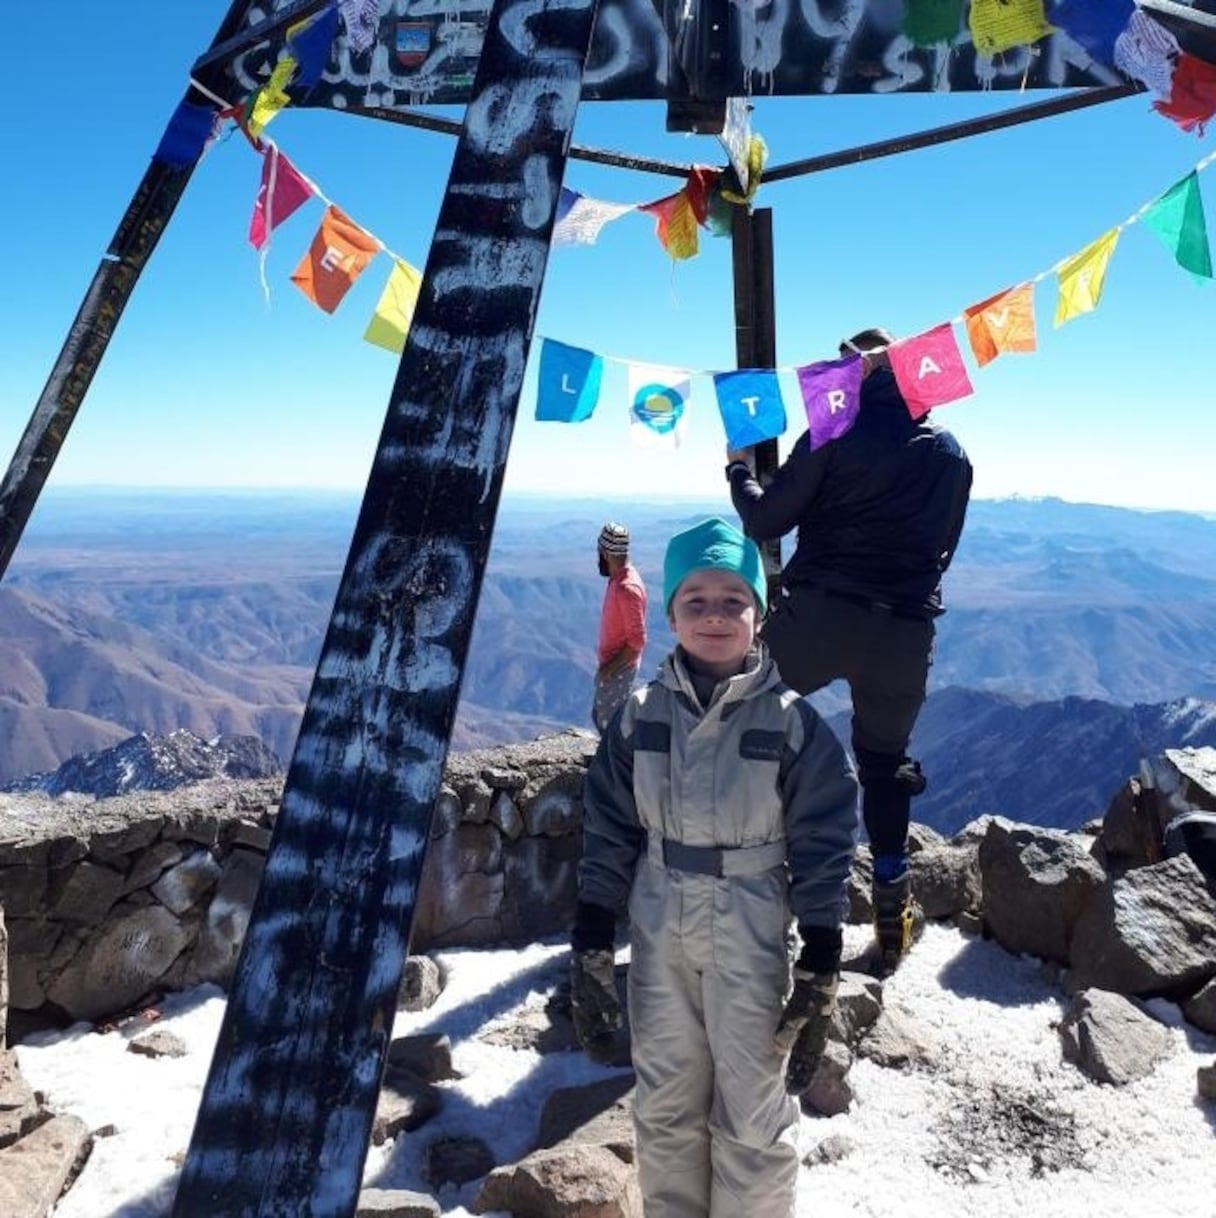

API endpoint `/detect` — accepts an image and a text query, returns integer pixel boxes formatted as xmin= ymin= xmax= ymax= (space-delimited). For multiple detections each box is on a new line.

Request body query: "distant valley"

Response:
xmin=3 ymin=489 xmax=1216 ymax=831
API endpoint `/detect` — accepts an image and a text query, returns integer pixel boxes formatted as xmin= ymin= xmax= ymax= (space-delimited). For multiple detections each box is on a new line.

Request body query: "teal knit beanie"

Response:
xmin=663 ymin=517 xmax=767 ymax=613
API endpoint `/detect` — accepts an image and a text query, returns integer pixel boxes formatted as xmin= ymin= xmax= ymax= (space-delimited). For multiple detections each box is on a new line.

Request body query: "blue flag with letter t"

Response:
xmin=713 ymin=369 xmax=787 ymax=450
xmin=536 ymin=339 xmax=603 ymax=422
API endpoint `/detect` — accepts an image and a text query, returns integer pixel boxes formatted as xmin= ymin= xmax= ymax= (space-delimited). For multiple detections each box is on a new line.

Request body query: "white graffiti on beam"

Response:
xmin=500 ymin=0 xmax=596 ymax=59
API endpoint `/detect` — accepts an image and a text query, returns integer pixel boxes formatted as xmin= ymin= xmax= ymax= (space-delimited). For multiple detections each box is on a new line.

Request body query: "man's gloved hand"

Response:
xmin=570 ymin=948 xmax=623 ymax=1053
xmin=774 ymin=968 xmax=839 ymax=1094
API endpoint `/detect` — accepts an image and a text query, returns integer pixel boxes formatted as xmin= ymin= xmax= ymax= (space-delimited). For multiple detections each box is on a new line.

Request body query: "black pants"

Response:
xmin=761 ymin=586 xmax=934 ymax=858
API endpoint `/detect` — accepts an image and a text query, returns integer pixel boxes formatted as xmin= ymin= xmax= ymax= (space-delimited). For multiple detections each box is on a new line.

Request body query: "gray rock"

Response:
xmin=1199 ymin=1062 xmax=1216 ymax=1101
xmin=846 ymin=848 xmax=873 ymax=924
xmin=46 ymin=904 xmax=191 ymax=1022
xmin=0 ymin=868 xmax=46 ymax=919
xmin=478 ymin=1005 xmax=582 ymax=1055
xmin=801 ymin=1038 xmax=853 ymax=1116
xmin=127 ymin=1029 xmax=189 ymax=1059
xmin=356 ymin=1188 xmax=441 ymax=1218
xmin=803 ymin=1134 xmax=857 ymax=1166
xmin=536 ymin=1076 xmax=636 ymax=1164
xmin=1069 ymin=855 xmax=1216 ymax=996
xmin=1094 ymin=777 xmax=1167 ymax=872
xmin=522 ymin=771 xmax=585 ymax=837
xmin=386 ymin=1034 xmax=456 ymax=1083
xmin=398 ymin=956 xmax=444 ymax=1013
xmin=979 ymin=819 xmax=1105 ymax=964
xmin=372 ymin=1064 xmax=442 ymax=1146
xmin=1058 ymin=989 xmax=1170 ymax=1086
xmin=475 ymin=1145 xmax=642 ymax=1218
xmin=858 ymin=1004 xmax=941 ymax=1069
xmin=0 ymin=1050 xmax=39 ymax=1150
xmin=0 ymin=1113 xmax=90 ymax=1218
xmin=910 ymin=843 xmax=981 ymax=920
xmin=425 ymin=1135 xmax=496 ymax=1188
xmin=186 ymin=848 xmax=264 ymax=988
xmin=1182 ymin=978 xmax=1216 ymax=1035
xmin=49 ymin=860 xmax=126 ymax=925
xmin=151 ymin=849 xmax=222 ymax=916
xmin=0 ymin=908 xmax=6 ymax=1047
xmin=122 ymin=841 xmax=185 ymax=895
xmin=831 ymin=971 xmax=883 ymax=1046
xmin=489 ymin=792 xmax=525 ymax=841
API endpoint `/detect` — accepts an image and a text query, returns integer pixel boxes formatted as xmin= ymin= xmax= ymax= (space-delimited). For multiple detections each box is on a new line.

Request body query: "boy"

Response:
xmin=569 ymin=517 xmax=860 ymax=1218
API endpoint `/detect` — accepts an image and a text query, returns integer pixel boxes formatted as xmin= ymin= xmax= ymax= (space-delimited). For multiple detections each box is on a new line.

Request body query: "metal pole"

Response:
xmin=172 ymin=0 xmax=601 ymax=1210
xmin=0 ymin=0 xmax=267 ymax=583
xmin=731 ymin=206 xmax=781 ymax=601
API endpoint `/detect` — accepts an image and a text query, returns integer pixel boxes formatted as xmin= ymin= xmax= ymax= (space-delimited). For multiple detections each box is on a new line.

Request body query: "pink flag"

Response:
xmin=248 ymin=143 xmax=315 ymax=251
xmin=888 ymin=324 xmax=974 ymax=419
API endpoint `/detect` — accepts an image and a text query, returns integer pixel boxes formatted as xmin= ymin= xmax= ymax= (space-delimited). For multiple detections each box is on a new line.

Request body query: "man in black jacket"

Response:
xmin=727 ymin=327 xmax=973 ymax=971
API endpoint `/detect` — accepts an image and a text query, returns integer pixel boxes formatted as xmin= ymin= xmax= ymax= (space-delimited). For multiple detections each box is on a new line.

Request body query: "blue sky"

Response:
xmin=2 ymin=4 xmax=1216 ymax=511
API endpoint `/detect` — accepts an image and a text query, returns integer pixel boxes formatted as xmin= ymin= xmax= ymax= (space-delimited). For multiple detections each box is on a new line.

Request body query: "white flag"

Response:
xmin=553 ymin=189 xmax=635 ymax=248
xmin=626 ymin=362 xmax=692 ymax=449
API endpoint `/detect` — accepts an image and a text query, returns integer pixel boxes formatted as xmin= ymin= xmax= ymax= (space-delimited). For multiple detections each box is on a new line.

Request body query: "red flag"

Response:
xmin=640 ymin=191 xmax=699 ymax=260
xmin=249 ymin=143 xmax=315 ymax=250
xmin=1154 ymin=52 xmax=1216 ymax=134
xmin=290 ymin=205 xmax=381 ymax=313
xmin=889 ymin=324 xmax=974 ymax=419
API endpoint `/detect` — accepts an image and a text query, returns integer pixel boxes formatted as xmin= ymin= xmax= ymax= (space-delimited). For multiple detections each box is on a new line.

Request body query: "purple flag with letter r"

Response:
xmin=796 ymin=354 xmax=863 ymax=449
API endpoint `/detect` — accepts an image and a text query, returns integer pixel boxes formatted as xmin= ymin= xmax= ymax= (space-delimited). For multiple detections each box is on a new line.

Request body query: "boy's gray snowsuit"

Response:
xmin=579 ymin=647 xmax=859 ymax=1218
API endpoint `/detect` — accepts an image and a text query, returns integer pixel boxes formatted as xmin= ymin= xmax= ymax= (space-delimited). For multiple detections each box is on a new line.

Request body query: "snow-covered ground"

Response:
xmin=15 ymin=924 xmax=1216 ymax=1218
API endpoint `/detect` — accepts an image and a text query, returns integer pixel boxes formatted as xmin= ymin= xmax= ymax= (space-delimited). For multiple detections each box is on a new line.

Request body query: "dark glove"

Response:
xmin=774 ymin=968 xmax=839 ymax=1094
xmin=570 ymin=948 xmax=622 ymax=1052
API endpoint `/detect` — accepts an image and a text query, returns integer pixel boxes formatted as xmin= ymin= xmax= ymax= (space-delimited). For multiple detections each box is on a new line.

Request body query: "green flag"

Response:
xmin=903 ymin=0 xmax=966 ymax=47
xmin=1143 ymin=172 xmax=1213 ymax=280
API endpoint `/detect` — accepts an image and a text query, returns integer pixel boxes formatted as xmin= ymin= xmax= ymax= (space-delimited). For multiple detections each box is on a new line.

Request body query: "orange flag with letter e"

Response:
xmin=291 ymin=205 xmax=381 ymax=314
xmin=964 ymin=284 xmax=1037 ymax=367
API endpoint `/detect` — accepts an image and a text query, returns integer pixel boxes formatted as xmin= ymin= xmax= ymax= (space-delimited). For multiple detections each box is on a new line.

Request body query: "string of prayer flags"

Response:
xmin=963 ymin=284 xmax=1037 ymax=368
xmin=290 ymin=205 xmax=381 ymax=313
xmin=713 ymin=370 xmax=786 ymax=450
xmin=536 ymin=340 xmax=604 ymax=422
xmin=902 ymin=0 xmax=965 ymax=50
xmin=889 ymin=325 xmax=973 ymax=419
xmin=363 ymin=258 xmax=423 ymax=354
xmin=1153 ymin=54 xmax=1216 ymax=136
xmin=796 ymin=355 xmax=863 ymax=450
xmin=1143 ymin=172 xmax=1213 ymax=280
xmin=153 ymin=101 xmax=218 ymax=170
xmin=247 ymin=55 xmax=297 ymax=138
xmin=249 ymin=143 xmax=315 ymax=251
xmin=968 ymin=0 xmax=1054 ymax=57
xmin=1050 ymin=0 xmax=1134 ymax=65
xmin=627 ymin=363 xmax=692 ymax=447
xmin=552 ymin=189 xmax=635 ymax=248
xmin=1055 ymin=228 xmax=1119 ymax=327
xmin=640 ymin=191 xmax=701 ymax=261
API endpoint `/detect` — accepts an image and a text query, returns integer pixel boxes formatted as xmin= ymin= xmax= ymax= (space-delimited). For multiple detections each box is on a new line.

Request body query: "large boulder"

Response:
xmin=475 ymin=1145 xmax=642 ymax=1218
xmin=1058 ymin=989 xmax=1170 ymax=1086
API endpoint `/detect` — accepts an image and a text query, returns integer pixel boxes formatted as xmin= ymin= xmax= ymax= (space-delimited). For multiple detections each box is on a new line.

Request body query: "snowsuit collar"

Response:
xmin=659 ymin=644 xmax=782 ymax=714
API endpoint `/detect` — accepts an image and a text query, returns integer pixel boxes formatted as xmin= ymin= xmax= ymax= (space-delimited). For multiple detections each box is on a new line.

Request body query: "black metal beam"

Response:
xmin=765 ymin=82 xmax=1143 ymax=183
xmin=171 ymin=0 xmax=602 ymax=1212
xmin=190 ymin=0 xmax=334 ymax=86
xmin=0 ymin=0 xmax=267 ymax=585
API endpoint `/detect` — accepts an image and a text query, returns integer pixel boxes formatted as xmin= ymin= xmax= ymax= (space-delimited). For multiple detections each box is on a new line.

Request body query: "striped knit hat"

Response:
xmin=598 ymin=522 xmax=630 ymax=557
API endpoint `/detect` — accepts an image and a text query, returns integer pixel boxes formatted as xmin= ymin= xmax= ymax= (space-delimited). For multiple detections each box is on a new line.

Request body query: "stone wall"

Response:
xmin=0 ymin=733 xmax=595 ymax=1027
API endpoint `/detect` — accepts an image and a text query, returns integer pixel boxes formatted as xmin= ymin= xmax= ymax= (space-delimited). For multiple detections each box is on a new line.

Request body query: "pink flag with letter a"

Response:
xmin=888 ymin=323 xmax=974 ymax=419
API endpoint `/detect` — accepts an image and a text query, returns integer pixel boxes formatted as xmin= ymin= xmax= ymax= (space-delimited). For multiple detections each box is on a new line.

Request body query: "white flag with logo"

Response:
xmin=626 ymin=362 xmax=692 ymax=449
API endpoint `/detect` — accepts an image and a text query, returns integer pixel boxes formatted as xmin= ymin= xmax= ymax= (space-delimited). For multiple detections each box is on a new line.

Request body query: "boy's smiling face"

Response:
xmin=669 ymin=568 xmax=758 ymax=679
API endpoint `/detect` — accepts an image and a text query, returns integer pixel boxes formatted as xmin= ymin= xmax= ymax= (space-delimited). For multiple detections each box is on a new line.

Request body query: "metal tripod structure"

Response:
xmin=3 ymin=1 xmax=1215 ymax=1213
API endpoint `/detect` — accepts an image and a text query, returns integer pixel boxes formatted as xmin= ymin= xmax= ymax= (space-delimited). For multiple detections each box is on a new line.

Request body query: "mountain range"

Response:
xmin=3 ymin=488 xmax=1216 ymax=826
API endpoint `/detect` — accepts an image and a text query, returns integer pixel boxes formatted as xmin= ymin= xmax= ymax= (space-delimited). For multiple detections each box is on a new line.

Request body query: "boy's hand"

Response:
xmin=774 ymin=968 xmax=839 ymax=1094
xmin=570 ymin=948 xmax=622 ymax=1054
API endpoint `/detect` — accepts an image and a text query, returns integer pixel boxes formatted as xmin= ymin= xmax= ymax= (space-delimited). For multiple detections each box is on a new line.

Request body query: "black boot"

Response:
xmin=872 ymin=872 xmax=923 ymax=973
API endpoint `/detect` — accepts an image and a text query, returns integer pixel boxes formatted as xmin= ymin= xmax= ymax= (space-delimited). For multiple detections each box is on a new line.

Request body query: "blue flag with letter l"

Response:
xmin=536 ymin=339 xmax=603 ymax=422
xmin=712 ymin=369 xmax=787 ymax=450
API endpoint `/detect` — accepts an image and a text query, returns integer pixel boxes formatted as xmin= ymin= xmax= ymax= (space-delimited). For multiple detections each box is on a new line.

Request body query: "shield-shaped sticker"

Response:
xmin=395 ymin=21 xmax=432 ymax=68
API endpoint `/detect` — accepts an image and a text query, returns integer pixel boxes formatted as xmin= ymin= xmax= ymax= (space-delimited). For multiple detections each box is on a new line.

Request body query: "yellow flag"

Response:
xmin=363 ymin=259 xmax=423 ymax=354
xmin=969 ymin=0 xmax=1054 ymax=56
xmin=1055 ymin=228 xmax=1120 ymax=327
xmin=248 ymin=55 xmax=297 ymax=139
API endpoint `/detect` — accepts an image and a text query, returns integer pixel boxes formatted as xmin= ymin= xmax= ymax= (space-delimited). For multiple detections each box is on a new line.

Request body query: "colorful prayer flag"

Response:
xmin=153 ymin=101 xmax=217 ymax=170
xmin=795 ymin=356 xmax=863 ymax=449
xmin=1055 ymin=229 xmax=1119 ymax=327
xmin=363 ymin=259 xmax=423 ymax=354
xmin=963 ymin=284 xmax=1037 ymax=367
xmin=627 ymin=363 xmax=691 ymax=448
xmin=713 ymin=370 xmax=786 ymax=450
xmin=1114 ymin=9 xmax=1179 ymax=98
xmin=1153 ymin=52 xmax=1216 ymax=135
xmin=339 ymin=0 xmax=380 ymax=54
xmin=535 ymin=340 xmax=604 ymax=422
xmin=640 ymin=191 xmax=699 ymax=260
xmin=247 ymin=55 xmax=297 ymax=138
xmin=290 ymin=205 xmax=381 ymax=314
xmin=903 ymin=0 xmax=965 ymax=48
xmin=552 ymin=189 xmax=634 ymax=248
xmin=249 ymin=143 xmax=315 ymax=251
xmin=969 ymin=0 xmax=1054 ymax=57
xmin=1143 ymin=172 xmax=1213 ymax=280
xmin=889 ymin=325 xmax=974 ymax=419
xmin=287 ymin=2 xmax=339 ymax=90
xmin=1049 ymin=0 xmax=1134 ymax=66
